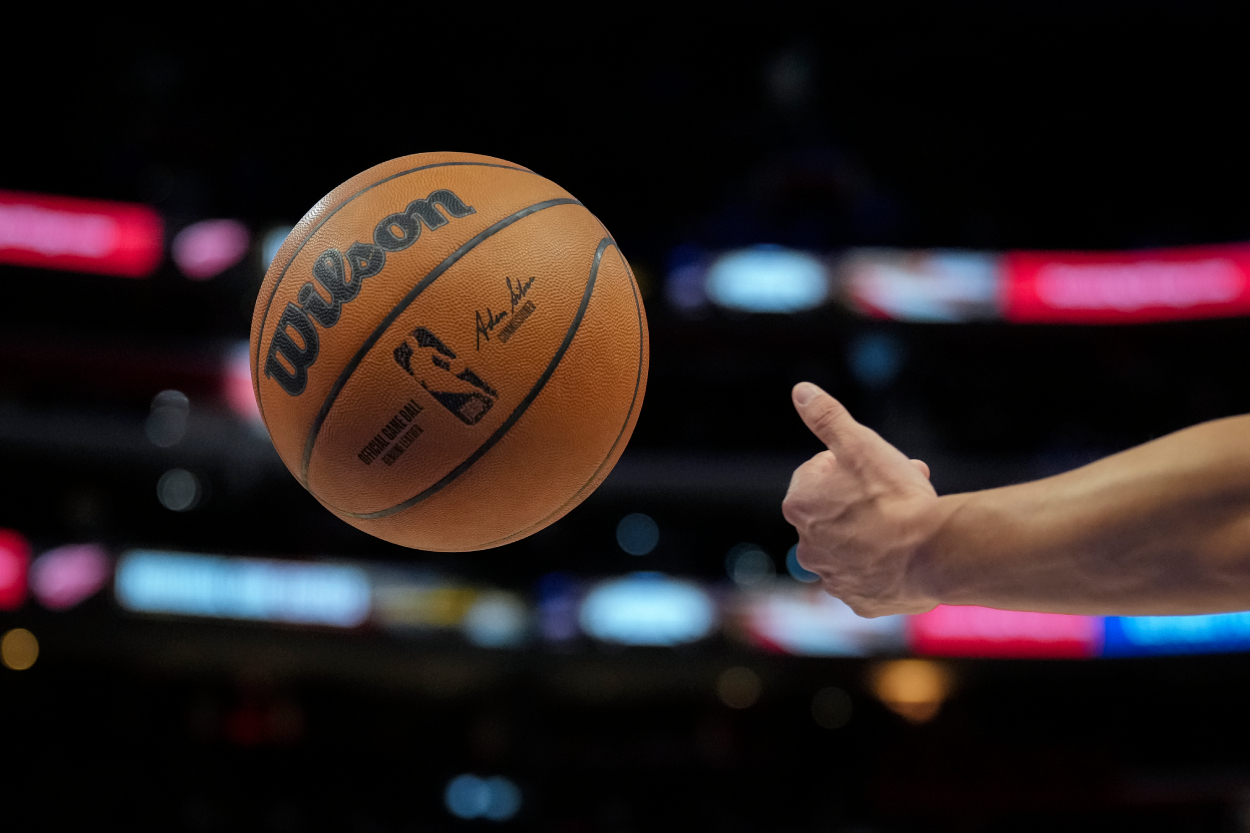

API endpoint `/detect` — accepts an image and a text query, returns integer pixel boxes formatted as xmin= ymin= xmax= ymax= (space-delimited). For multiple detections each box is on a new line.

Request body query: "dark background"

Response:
xmin=5 ymin=5 xmax=1250 ymax=830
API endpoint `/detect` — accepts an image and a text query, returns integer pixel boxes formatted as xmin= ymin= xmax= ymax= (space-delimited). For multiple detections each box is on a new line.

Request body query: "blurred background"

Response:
xmin=5 ymin=5 xmax=1250 ymax=830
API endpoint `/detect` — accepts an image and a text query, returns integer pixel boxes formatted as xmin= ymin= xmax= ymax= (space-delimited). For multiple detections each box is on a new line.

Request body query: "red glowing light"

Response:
xmin=0 ymin=529 xmax=31 ymax=611
xmin=0 ymin=189 xmax=164 ymax=278
xmin=1004 ymin=243 xmax=1250 ymax=323
xmin=908 ymin=605 xmax=1101 ymax=658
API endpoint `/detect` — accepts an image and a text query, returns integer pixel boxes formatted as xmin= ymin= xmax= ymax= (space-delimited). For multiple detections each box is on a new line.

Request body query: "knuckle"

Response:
xmin=781 ymin=496 xmax=802 ymax=526
xmin=814 ymin=449 xmax=838 ymax=470
xmin=793 ymin=543 xmax=819 ymax=572
xmin=820 ymin=580 xmax=849 ymax=603
xmin=782 ymin=456 xmax=833 ymax=524
xmin=843 ymin=598 xmax=876 ymax=618
xmin=811 ymin=408 xmax=843 ymax=440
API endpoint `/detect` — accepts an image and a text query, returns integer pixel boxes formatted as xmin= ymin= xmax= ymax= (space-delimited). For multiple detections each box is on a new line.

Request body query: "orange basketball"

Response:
xmin=249 ymin=152 xmax=649 ymax=551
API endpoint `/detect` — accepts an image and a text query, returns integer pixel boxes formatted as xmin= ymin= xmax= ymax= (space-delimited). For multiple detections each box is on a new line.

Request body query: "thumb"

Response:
xmin=792 ymin=382 xmax=857 ymax=450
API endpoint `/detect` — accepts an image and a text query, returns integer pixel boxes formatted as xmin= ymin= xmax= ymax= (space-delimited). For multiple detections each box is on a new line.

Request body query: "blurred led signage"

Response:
xmin=463 ymin=592 xmax=529 ymax=648
xmin=1003 ymin=243 xmax=1250 ymax=324
xmin=704 ymin=245 xmax=829 ymax=313
xmin=909 ymin=605 xmax=1101 ymax=658
xmin=0 ymin=529 xmax=31 ymax=610
xmin=841 ymin=249 xmax=1002 ymax=322
xmin=736 ymin=584 xmax=906 ymax=656
xmin=115 ymin=550 xmax=370 ymax=627
xmin=1103 ymin=612 xmax=1250 ymax=656
xmin=579 ymin=572 xmax=716 ymax=646
xmin=370 ymin=574 xmax=479 ymax=630
xmin=0 ymin=189 xmax=163 ymax=278
xmin=29 ymin=544 xmax=110 ymax=610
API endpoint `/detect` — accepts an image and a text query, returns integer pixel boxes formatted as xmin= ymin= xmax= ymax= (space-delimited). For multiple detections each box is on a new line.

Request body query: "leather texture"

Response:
xmin=250 ymin=152 xmax=649 ymax=551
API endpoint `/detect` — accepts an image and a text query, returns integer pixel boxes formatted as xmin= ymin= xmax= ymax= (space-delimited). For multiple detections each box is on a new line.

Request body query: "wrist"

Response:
xmin=904 ymin=492 xmax=972 ymax=610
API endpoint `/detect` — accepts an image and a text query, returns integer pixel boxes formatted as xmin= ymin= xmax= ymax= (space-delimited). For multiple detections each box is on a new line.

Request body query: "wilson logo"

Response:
xmin=265 ymin=189 xmax=475 ymax=396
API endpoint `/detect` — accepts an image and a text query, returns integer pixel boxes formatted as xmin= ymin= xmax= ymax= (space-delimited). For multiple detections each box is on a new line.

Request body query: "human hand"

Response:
xmin=781 ymin=382 xmax=943 ymax=617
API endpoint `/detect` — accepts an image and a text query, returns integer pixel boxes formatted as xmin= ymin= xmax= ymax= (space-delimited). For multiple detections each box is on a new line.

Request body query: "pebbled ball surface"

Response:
xmin=250 ymin=152 xmax=649 ymax=551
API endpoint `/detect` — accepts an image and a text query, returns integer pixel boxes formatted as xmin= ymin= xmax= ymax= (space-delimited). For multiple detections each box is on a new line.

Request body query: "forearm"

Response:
xmin=916 ymin=415 xmax=1250 ymax=615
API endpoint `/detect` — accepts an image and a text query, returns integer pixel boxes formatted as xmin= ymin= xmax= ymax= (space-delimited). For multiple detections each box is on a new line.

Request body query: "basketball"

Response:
xmin=249 ymin=152 xmax=649 ymax=551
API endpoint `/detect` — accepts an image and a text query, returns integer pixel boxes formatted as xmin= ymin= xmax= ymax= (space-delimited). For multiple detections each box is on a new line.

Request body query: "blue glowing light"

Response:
xmin=261 ymin=226 xmax=294 ymax=268
xmin=785 ymin=545 xmax=819 ymax=583
xmin=616 ymin=513 xmax=660 ymax=556
xmin=1104 ymin=612 xmax=1250 ymax=656
xmin=115 ymin=550 xmax=370 ymax=627
xmin=848 ymin=331 xmax=906 ymax=390
xmin=462 ymin=592 xmax=529 ymax=648
xmin=445 ymin=774 xmax=521 ymax=821
xmin=704 ymin=245 xmax=828 ymax=313
xmin=579 ymin=572 xmax=716 ymax=646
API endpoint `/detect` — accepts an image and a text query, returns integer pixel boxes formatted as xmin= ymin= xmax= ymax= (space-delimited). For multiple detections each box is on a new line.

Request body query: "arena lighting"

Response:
xmin=785 ymin=545 xmax=819 ymax=583
xmin=171 ymin=219 xmax=250 ymax=280
xmin=725 ymin=544 xmax=775 ymax=587
xmin=716 ymin=666 xmax=763 ymax=709
xmin=156 ymin=468 xmax=202 ymax=512
xmin=579 ymin=572 xmax=716 ymax=646
xmin=444 ymin=774 xmax=521 ymax=822
xmin=260 ymin=225 xmax=294 ymax=268
xmin=847 ymin=331 xmax=906 ymax=390
xmin=1103 ymin=612 xmax=1250 ymax=656
xmin=841 ymin=249 xmax=1001 ymax=322
xmin=908 ymin=605 xmax=1101 ymax=658
xmin=870 ymin=659 xmax=952 ymax=724
xmin=115 ymin=550 xmax=370 ymax=627
xmin=811 ymin=686 xmax=853 ymax=729
xmin=1004 ymin=242 xmax=1250 ymax=324
xmin=223 ymin=342 xmax=264 ymax=425
xmin=735 ymin=584 xmax=906 ymax=656
xmin=704 ymin=245 xmax=829 ymax=313
xmin=462 ymin=591 xmax=529 ymax=648
xmin=0 ymin=189 xmax=163 ymax=277
xmin=616 ymin=512 xmax=660 ymax=555
xmin=536 ymin=572 xmax=580 ymax=642
xmin=28 ymin=544 xmax=110 ymax=610
xmin=369 ymin=574 xmax=480 ymax=631
xmin=0 ymin=529 xmax=31 ymax=611
xmin=1 ymin=628 xmax=39 ymax=671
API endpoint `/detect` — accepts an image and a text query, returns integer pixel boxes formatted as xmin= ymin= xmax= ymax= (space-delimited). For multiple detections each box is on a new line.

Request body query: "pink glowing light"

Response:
xmin=30 ymin=544 xmax=111 ymax=610
xmin=0 ymin=190 xmax=163 ymax=278
xmin=172 ymin=219 xmax=250 ymax=280
xmin=909 ymin=605 xmax=1102 ymax=658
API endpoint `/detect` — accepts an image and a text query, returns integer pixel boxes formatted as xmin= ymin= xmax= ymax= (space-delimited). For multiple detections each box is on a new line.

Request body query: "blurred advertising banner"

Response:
xmin=837 ymin=243 xmax=1250 ymax=324
xmin=1003 ymin=243 xmax=1250 ymax=324
xmin=909 ymin=605 xmax=1102 ymax=658
xmin=0 ymin=189 xmax=163 ymax=278
xmin=730 ymin=583 xmax=906 ymax=656
xmin=840 ymin=250 xmax=1002 ymax=323
xmin=1103 ymin=612 xmax=1250 ymax=656
xmin=115 ymin=550 xmax=370 ymax=627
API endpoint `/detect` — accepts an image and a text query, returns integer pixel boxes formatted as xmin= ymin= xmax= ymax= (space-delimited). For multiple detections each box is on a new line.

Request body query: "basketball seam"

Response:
xmin=337 ymin=233 xmax=615 ymax=520
xmin=473 ymin=242 xmax=646 ymax=549
xmin=300 ymin=197 xmax=583 ymax=484
xmin=253 ymin=161 xmax=538 ymax=426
